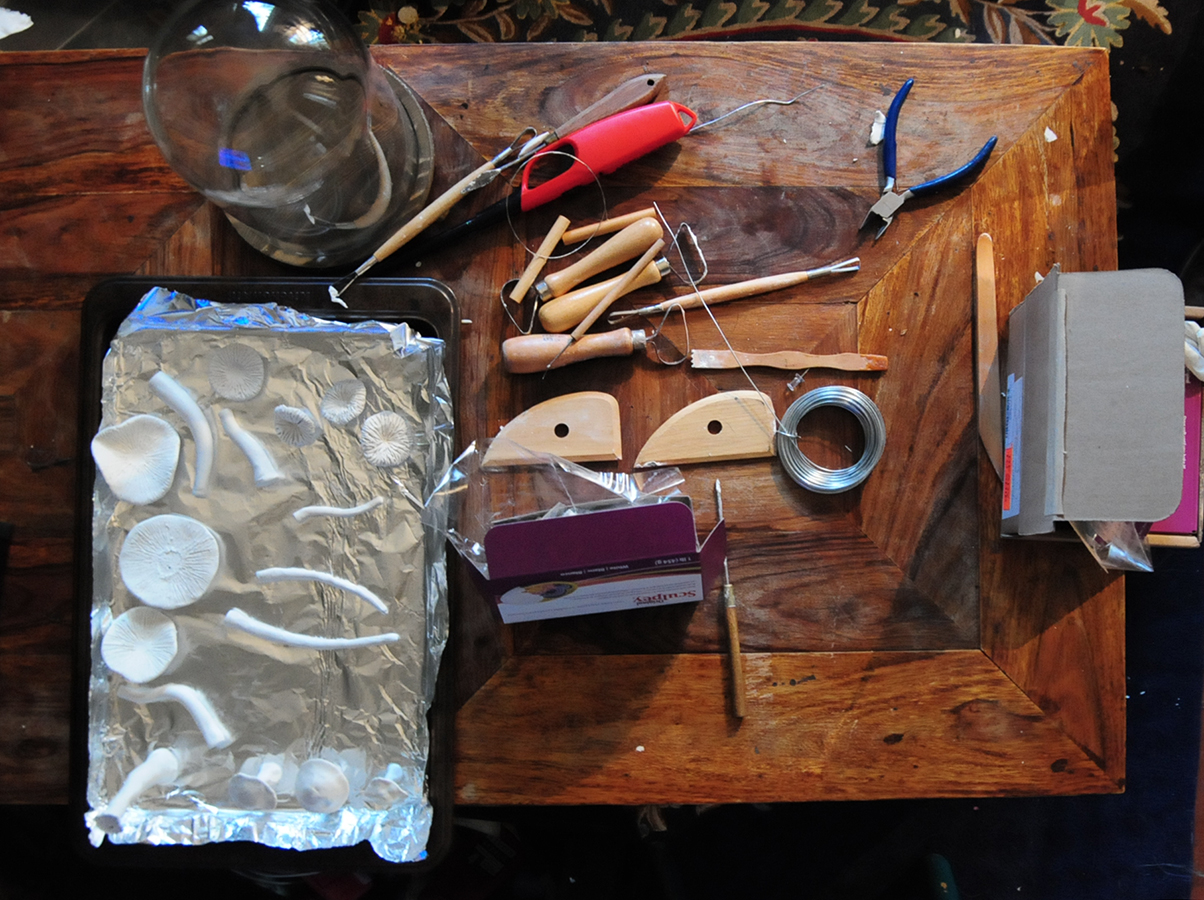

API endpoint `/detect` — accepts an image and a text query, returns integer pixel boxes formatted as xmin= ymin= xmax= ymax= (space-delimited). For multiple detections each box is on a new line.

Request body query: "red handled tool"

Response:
xmin=382 ymin=101 xmax=698 ymax=268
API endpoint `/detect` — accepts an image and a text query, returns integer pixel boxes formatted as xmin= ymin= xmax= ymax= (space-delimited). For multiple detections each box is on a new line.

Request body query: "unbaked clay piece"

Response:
xmin=93 ymin=747 xmax=181 ymax=834
xmin=295 ymin=758 xmax=350 ymax=813
xmin=274 ymin=405 xmax=321 ymax=447
xmin=101 ymin=607 xmax=179 ymax=683
xmin=228 ymin=760 xmax=284 ymax=811
xmin=219 ymin=408 xmax=287 ymax=487
xmin=320 ymin=379 xmax=367 ymax=425
xmin=224 ymin=607 xmax=400 ymax=650
xmin=360 ymin=411 xmax=413 ymax=467
xmin=119 ymin=514 xmax=220 ymax=609
xmin=208 ymin=344 xmax=265 ymax=401
xmin=118 ymin=682 xmax=233 ymax=749
xmin=149 ymin=370 xmax=214 ymax=497
xmin=363 ymin=763 xmax=408 ymax=809
xmin=255 ymin=566 xmax=388 ymax=613
xmin=90 ymin=414 xmax=181 ymax=504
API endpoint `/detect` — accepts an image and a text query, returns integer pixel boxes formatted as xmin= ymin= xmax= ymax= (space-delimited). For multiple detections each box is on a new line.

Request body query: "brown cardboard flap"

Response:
xmin=1003 ymin=267 xmax=1185 ymax=534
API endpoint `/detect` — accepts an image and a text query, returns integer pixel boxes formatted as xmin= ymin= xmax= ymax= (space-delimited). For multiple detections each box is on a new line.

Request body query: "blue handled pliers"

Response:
xmin=860 ymin=79 xmax=998 ymax=240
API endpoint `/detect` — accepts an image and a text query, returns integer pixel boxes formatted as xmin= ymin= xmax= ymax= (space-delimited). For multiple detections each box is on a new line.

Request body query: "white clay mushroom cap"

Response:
xmin=119 ymin=514 xmax=220 ymax=609
xmin=295 ymin=758 xmax=350 ymax=813
xmin=274 ymin=405 xmax=321 ymax=447
xmin=363 ymin=776 xmax=407 ymax=809
xmin=208 ymin=344 xmax=265 ymax=401
xmin=320 ymin=379 xmax=367 ymax=425
xmin=360 ymin=411 xmax=414 ymax=468
xmin=228 ymin=772 xmax=279 ymax=811
xmin=100 ymin=607 xmax=179 ymax=683
xmin=90 ymin=415 xmax=181 ymax=504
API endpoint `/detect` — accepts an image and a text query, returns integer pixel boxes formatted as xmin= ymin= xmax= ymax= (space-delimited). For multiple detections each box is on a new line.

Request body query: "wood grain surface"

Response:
xmin=0 ymin=42 xmax=1121 ymax=805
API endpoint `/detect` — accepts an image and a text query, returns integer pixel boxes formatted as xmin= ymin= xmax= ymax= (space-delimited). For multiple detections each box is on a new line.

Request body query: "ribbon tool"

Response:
xmin=860 ymin=78 xmax=997 ymax=240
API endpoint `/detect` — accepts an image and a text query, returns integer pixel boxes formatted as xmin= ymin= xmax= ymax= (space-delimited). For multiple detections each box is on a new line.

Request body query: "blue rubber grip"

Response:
xmin=910 ymin=135 xmax=998 ymax=196
xmin=881 ymin=78 xmax=914 ymax=184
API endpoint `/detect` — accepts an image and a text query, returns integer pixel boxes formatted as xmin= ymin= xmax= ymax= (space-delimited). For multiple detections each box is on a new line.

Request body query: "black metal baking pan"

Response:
xmin=70 ymin=276 xmax=457 ymax=872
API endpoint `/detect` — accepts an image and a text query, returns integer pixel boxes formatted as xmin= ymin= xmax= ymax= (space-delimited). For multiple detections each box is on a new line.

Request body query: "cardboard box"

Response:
xmin=477 ymin=499 xmax=726 ymax=624
xmin=1001 ymin=266 xmax=1185 ymax=536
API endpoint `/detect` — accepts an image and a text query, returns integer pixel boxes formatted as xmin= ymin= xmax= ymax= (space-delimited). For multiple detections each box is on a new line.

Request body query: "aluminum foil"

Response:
xmin=85 ymin=287 xmax=452 ymax=863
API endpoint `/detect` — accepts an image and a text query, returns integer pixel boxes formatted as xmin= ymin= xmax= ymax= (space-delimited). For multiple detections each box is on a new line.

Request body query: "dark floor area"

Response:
xmin=4 ymin=2 xmax=1204 ymax=899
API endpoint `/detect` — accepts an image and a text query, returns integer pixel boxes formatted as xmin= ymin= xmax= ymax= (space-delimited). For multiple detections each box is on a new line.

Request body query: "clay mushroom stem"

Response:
xmin=118 ymin=683 xmax=233 ymax=749
xmin=93 ymin=747 xmax=180 ymax=834
xmin=225 ymin=608 xmax=399 ymax=650
xmin=256 ymin=567 xmax=389 ymax=614
xmin=149 ymin=371 xmax=214 ymax=497
xmin=219 ymin=408 xmax=287 ymax=487
xmin=228 ymin=760 xmax=284 ymax=811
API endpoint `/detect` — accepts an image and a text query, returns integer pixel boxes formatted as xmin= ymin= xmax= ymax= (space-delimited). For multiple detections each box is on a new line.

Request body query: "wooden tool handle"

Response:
xmin=502 ymin=329 xmax=642 ymax=373
xmin=509 ymin=215 xmax=571 ymax=302
xmin=539 ymin=258 xmax=668 ymax=333
xmin=692 ymin=349 xmax=889 ymax=371
xmin=375 ymin=157 xmax=498 ymax=260
xmin=660 ymin=270 xmax=814 ymax=313
xmin=538 ymin=217 xmax=663 ymax=300
xmin=571 ymin=239 xmax=665 ymax=340
xmin=562 ymin=207 xmax=658 ymax=245
xmin=724 ymin=590 xmax=747 ymax=719
xmin=553 ymin=74 xmax=666 ymax=141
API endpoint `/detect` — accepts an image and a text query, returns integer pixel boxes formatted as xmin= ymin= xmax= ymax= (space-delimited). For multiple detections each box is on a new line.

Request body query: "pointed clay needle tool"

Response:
xmin=715 ymin=480 xmax=746 ymax=719
xmin=690 ymin=349 xmax=889 ymax=372
xmin=609 ymin=257 xmax=860 ymax=322
xmin=328 ymin=142 xmax=519 ymax=306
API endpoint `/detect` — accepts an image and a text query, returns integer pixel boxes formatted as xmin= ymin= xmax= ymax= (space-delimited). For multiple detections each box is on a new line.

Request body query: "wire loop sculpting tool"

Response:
xmin=860 ymin=78 xmax=997 ymax=241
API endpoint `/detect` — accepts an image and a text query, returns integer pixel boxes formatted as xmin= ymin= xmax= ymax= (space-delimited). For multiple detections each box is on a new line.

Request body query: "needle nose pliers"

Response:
xmin=860 ymin=79 xmax=998 ymax=240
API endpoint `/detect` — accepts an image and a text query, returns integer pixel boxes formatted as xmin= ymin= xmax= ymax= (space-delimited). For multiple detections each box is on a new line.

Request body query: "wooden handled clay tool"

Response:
xmin=535 ymin=216 xmax=664 ymax=301
xmin=539 ymin=257 xmax=672 ymax=333
xmin=327 ymin=73 xmax=667 ymax=304
xmin=561 ymin=207 xmax=658 ymax=245
xmin=690 ymin=349 xmax=889 ymax=371
xmin=508 ymin=215 xmax=571 ymax=304
xmin=715 ymin=479 xmax=747 ymax=719
xmin=607 ymin=257 xmax=861 ymax=322
xmin=542 ymin=238 xmax=667 ymax=371
xmin=328 ymin=139 xmax=522 ymax=306
xmin=502 ymin=328 xmax=648 ymax=373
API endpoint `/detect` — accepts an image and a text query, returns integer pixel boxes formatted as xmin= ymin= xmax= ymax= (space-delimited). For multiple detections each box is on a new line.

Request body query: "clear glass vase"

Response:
xmin=143 ymin=0 xmax=433 ymax=268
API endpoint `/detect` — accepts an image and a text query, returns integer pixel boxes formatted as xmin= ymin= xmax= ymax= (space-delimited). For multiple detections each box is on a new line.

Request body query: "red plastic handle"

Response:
xmin=519 ymin=101 xmax=698 ymax=211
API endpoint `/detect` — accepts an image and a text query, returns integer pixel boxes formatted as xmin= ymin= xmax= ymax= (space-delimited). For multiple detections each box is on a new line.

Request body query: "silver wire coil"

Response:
xmin=776 ymin=386 xmax=887 ymax=493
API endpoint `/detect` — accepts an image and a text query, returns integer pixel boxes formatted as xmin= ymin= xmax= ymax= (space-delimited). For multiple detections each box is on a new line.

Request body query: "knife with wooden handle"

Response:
xmin=976 ymin=233 xmax=1004 ymax=479
xmin=690 ymin=349 xmax=888 ymax=371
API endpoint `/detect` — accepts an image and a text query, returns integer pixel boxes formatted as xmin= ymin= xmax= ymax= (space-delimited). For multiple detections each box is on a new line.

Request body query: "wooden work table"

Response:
xmin=0 ymin=42 xmax=1121 ymax=806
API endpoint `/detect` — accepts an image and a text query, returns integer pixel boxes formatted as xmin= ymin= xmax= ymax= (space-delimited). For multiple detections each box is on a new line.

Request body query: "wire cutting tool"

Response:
xmin=860 ymin=79 xmax=997 ymax=240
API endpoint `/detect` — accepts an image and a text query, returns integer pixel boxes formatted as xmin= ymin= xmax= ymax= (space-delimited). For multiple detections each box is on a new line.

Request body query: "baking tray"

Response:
xmin=70 ymin=276 xmax=457 ymax=872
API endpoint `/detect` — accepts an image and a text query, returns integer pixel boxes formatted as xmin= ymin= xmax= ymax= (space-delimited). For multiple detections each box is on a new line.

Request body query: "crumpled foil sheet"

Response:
xmin=85 ymin=287 xmax=452 ymax=863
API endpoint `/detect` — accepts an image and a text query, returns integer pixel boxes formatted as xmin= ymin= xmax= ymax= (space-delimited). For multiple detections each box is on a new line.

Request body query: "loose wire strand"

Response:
xmin=689 ymin=86 xmax=822 ymax=134
xmin=498 ymin=148 xmax=609 ymax=334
